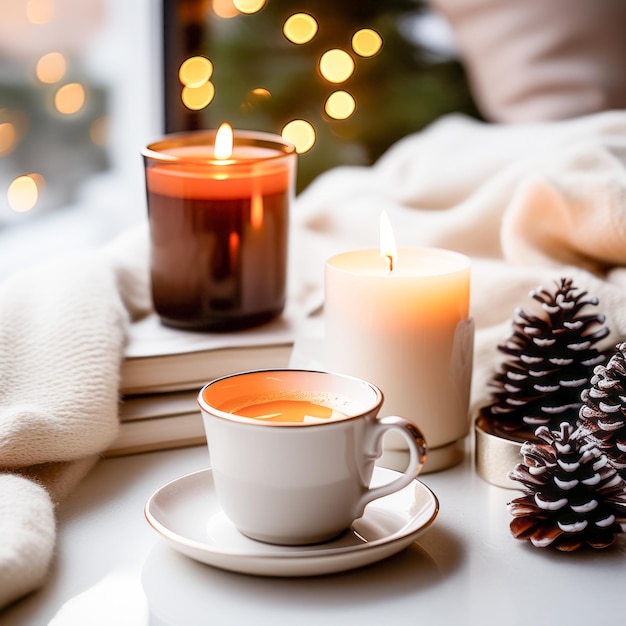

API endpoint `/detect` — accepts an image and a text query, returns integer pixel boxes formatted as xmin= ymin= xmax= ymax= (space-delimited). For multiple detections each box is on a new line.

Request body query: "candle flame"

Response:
xmin=214 ymin=122 xmax=233 ymax=159
xmin=379 ymin=211 xmax=397 ymax=272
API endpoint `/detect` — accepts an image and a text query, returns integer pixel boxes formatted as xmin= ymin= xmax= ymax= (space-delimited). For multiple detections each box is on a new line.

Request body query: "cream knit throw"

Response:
xmin=0 ymin=228 xmax=150 ymax=609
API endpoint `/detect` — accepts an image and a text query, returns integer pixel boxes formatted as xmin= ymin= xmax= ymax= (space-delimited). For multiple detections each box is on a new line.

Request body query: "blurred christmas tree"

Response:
xmin=164 ymin=0 xmax=480 ymax=191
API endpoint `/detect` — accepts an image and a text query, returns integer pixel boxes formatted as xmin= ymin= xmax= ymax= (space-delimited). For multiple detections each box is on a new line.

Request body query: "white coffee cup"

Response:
xmin=198 ymin=369 xmax=428 ymax=545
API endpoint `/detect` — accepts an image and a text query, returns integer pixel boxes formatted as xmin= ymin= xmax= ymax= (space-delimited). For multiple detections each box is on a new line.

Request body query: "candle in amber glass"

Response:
xmin=143 ymin=126 xmax=296 ymax=331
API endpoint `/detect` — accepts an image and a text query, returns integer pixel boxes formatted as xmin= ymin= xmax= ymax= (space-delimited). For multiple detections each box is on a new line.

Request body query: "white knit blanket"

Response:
xmin=4 ymin=110 xmax=626 ymax=609
xmin=0 ymin=229 xmax=152 ymax=609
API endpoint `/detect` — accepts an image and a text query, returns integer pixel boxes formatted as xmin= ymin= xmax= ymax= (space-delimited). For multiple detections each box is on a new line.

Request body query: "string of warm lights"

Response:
xmin=4 ymin=44 xmax=83 ymax=213
xmin=4 ymin=68 xmax=91 ymax=213
xmin=178 ymin=0 xmax=383 ymax=155
xmin=2 ymin=0 xmax=384 ymax=215
xmin=1 ymin=0 xmax=107 ymax=215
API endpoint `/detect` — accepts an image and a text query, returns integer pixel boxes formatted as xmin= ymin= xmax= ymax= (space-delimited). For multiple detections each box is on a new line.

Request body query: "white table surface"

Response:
xmin=3 ymin=436 xmax=625 ymax=626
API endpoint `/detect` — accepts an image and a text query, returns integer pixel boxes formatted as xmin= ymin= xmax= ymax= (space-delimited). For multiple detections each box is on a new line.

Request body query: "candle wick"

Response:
xmin=385 ymin=254 xmax=394 ymax=273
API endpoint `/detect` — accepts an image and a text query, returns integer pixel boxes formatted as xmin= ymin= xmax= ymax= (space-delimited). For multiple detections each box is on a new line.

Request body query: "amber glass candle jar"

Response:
xmin=143 ymin=127 xmax=296 ymax=331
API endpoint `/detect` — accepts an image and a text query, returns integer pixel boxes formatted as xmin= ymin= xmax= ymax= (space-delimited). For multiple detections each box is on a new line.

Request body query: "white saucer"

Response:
xmin=144 ymin=466 xmax=439 ymax=577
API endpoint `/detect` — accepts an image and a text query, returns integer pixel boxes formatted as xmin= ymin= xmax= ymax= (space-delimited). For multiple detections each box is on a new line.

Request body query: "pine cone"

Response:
xmin=508 ymin=423 xmax=626 ymax=551
xmin=578 ymin=342 xmax=626 ymax=477
xmin=482 ymin=278 xmax=608 ymax=436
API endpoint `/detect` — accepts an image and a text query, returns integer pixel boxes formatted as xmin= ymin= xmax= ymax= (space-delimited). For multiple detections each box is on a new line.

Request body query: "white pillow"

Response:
xmin=430 ymin=0 xmax=626 ymax=122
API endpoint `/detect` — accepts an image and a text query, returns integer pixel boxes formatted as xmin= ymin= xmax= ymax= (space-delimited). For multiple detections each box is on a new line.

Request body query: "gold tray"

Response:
xmin=474 ymin=416 xmax=528 ymax=489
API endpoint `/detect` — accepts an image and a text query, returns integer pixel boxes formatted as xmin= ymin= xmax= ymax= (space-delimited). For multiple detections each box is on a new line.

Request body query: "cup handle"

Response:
xmin=353 ymin=416 xmax=428 ymax=518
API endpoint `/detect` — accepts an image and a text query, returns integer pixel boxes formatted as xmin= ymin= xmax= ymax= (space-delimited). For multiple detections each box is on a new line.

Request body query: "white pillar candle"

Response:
xmin=324 ymin=245 xmax=473 ymax=472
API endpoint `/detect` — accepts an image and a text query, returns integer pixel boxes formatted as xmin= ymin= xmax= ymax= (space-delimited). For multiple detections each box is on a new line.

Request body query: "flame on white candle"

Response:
xmin=379 ymin=211 xmax=397 ymax=272
xmin=214 ymin=122 xmax=234 ymax=159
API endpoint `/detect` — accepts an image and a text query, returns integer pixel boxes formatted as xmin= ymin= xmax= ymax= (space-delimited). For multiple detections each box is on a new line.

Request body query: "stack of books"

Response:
xmin=106 ymin=310 xmax=300 ymax=456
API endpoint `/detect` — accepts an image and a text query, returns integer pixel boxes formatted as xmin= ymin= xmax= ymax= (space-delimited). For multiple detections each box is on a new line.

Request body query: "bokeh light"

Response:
xmin=241 ymin=87 xmax=271 ymax=113
xmin=179 ymin=56 xmax=213 ymax=88
xmin=250 ymin=87 xmax=270 ymax=99
xmin=54 ymin=83 xmax=86 ymax=115
xmin=351 ymin=29 xmax=383 ymax=57
xmin=90 ymin=116 xmax=109 ymax=146
xmin=182 ymin=82 xmax=216 ymax=110
xmin=325 ymin=91 xmax=356 ymax=120
xmin=179 ymin=56 xmax=215 ymax=110
xmin=36 ymin=52 xmax=67 ymax=84
xmin=282 ymin=119 xmax=316 ymax=154
xmin=26 ymin=0 xmax=54 ymax=25
xmin=0 ymin=123 xmax=17 ymax=157
xmin=7 ymin=174 xmax=43 ymax=212
xmin=212 ymin=0 xmax=239 ymax=18
xmin=319 ymin=49 xmax=354 ymax=83
xmin=233 ymin=0 xmax=266 ymax=15
xmin=171 ymin=7 xmax=385 ymax=172
xmin=283 ymin=13 xmax=318 ymax=45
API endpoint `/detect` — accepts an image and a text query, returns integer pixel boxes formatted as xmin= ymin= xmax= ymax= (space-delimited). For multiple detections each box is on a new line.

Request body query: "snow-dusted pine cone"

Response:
xmin=578 ymin=342 xmax=626 ymax=477
xmin=482 ymin=278 xmax=608 ymax=436
xmin=508 ymin=423 xmax=626 ymax=551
